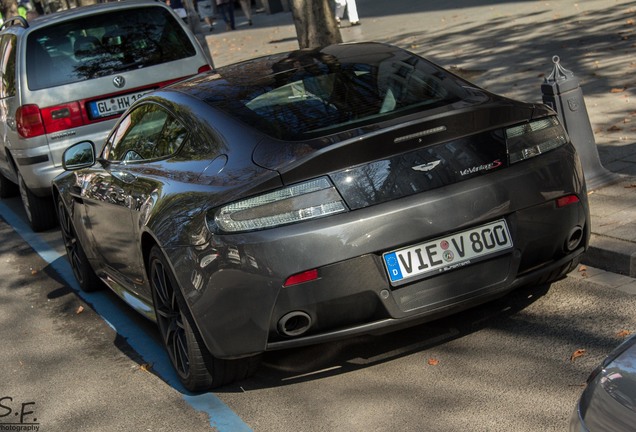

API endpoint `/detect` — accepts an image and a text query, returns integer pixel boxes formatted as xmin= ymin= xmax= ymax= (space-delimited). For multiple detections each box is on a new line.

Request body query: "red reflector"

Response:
xmin=16 ymin=104 xmax=45 ymax=138
xmin=40 ymin=102 xmax=83 ymax=134
xmin=198 ymin=64 xmax=212 ymax=74
xmin=556 ymin=195 xmax=580 ymax=208
xmin=284 ymin=269 xmax=319 ymax=287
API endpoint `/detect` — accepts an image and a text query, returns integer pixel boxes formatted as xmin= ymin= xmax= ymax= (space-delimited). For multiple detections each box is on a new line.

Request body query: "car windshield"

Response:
xmin=26 ymin=6 xmax=196 ymax=90
xmin=202 ymin=45 xmax=468 ymax=140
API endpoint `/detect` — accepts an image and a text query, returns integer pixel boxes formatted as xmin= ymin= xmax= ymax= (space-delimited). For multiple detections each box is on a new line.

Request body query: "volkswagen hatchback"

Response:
xmin=0 ymin=0 xmax=211 ymax=231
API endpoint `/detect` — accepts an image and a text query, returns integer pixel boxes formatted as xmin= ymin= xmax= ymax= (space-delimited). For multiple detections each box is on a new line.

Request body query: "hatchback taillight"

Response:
xmin=16 ymin=103 xmax=84 ymax=138
xmin=41 ymin=103 xmax=83 ymax=134
xmin=16 ymin=104 xmax=45 ymax=138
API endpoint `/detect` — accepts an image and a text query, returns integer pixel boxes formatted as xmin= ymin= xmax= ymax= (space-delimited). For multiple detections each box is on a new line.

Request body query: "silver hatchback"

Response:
xmin=0 ymin=0 xmax=211 ymax=230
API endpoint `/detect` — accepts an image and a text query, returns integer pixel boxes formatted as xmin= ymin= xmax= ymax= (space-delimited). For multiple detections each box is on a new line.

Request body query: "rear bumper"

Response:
xmin=13 ymin=121 xmax=114 ymax=196
xmin=266 ymin=249 xmax=583 ymax=351
xmin=168 ymin=144 xmax=589 ymax=359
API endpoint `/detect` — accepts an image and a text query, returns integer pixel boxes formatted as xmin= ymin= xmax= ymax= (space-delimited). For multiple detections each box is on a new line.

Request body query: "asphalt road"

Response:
xmin=1 ymin=196 xmax=635 ymax=432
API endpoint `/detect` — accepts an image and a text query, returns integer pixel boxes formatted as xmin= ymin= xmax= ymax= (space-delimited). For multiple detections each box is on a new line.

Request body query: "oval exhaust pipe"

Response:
xmin=278 ymin=311 xmax=312 ymax=337
xmin=565 ymin=226 xmax=583 ymax=252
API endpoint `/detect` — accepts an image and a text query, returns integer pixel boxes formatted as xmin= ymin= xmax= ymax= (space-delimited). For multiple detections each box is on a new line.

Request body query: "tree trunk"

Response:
xmin=290 ymin=0 xmax=342 ymax=49
xmin=1 ymin=0 xmax=19 ymax=22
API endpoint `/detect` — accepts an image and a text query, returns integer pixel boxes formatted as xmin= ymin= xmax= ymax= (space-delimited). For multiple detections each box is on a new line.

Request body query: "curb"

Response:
xmin=583 ymin=234 xmax=636 ymax=278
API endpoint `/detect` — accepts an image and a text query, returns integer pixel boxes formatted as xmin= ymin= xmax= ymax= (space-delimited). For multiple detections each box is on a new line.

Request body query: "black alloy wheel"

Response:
xmin=148 ymin=245 xmax=262 ymax=391
xmin=56 ymin=198 xmax=102 ymax=292
xmin=149 ymin=246 xmax=214 ymax=391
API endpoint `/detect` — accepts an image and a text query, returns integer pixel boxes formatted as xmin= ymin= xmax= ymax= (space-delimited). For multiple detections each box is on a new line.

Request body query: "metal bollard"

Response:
xmin=541 ymin=56 xmax=618 ymax=191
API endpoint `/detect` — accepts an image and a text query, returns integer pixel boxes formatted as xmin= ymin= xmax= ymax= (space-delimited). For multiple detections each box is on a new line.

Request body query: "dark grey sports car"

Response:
xmin=53 ymin=42 xmax=590 ymax=391
xmin=571 ymin=335 xmax=636 ymax=431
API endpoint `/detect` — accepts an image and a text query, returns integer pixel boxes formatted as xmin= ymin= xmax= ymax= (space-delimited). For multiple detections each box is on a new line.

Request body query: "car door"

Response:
xmin=82 ymin=103 xmax=186 ymax=296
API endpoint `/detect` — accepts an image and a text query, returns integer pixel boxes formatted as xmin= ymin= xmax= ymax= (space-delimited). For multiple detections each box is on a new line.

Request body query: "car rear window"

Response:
xmin=26 ymin=6 xmax=196 ymax=90
xmin=204 ymin=46 xmax=467 ymax=140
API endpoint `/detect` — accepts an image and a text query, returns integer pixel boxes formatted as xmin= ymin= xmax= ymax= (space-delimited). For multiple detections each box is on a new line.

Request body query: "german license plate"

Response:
xmin=383 ymin=219 xmax=513 ymax=284
xmin=87 ymin=91 xmax=150 ymax=119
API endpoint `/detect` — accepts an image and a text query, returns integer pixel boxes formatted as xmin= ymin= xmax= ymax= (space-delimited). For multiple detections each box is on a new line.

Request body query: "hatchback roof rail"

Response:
xmin=0 ymin=16 xmax=29 ymax=31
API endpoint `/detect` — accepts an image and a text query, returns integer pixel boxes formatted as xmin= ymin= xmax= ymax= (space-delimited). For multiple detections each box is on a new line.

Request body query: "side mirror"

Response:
xmin=62 ymin=141 xmax=95 ymax=170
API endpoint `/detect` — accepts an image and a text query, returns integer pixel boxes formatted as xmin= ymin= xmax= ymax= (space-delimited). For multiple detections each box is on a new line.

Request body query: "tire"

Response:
xmin=148 ymin=245 xmax=261 ymax=391
xmin=18 ymin=173 xmax=57 ymax=231
xmin=56 ymin=197 xmax=103 ymax=292
xmin=0 ymin=171 xmax=18 ymax=198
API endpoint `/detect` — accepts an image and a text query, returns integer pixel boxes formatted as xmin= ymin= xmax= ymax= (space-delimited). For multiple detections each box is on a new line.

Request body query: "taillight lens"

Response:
xmin=211 ymin=177 xmax=348 ymax=233
xmin=198 ymin=64 xmax=212 ymax=73
xmin=16 ymin=104 xmax=45 ymax=138
xmin=506 ymin=116 xmax=568 ymax=164
xmin=40 ymin=102 xmax=83 ymax=134
xmin=16 ymin=103 xmax=84 ymax=138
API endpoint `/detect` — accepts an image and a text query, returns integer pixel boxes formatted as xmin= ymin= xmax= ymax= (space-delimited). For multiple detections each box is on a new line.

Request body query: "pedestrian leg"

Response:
xmin=346 ymin=0 xmax=359 ymax=25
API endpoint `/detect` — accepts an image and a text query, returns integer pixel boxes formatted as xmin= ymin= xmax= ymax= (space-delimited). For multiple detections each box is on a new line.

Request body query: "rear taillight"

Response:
xmin=198 ymin=64 xmax=212 ymax=74
xmin=505 ymin=116 xmax=568 ymax=164
xmin=210 ymin=177 xmax=348 ymax=233
xmin=16 ymin=103 xmax=84 ymax=138
xmin=16 ymin=104 xmax=45 ymax=138
xmin=41 ymin=102 xmax=83 ymax=134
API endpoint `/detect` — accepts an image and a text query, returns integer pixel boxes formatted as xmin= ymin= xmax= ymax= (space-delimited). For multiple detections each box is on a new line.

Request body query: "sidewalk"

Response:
xmin=201 ymin=0 xmax=636 ymax=276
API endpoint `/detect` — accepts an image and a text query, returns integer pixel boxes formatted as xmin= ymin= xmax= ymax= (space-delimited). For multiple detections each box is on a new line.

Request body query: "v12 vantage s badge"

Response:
xmin=459 ymin=159 xmax=503 ymax=176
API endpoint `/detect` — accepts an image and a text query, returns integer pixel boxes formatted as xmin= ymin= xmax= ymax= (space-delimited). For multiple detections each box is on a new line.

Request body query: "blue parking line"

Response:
xmin=0 ymin=201 xmax=252 ymax=432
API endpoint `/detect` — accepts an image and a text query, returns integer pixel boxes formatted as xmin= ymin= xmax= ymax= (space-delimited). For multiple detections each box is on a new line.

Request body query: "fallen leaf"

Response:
xmin=31 ymin=269 xmax=37 ymax=275
xmin=76 ymin=305 xmax=84 ymax=314
xmin=427 ymin=358 xmax=440 ymax=366
xmin=140 ymin=363 xmax=153 ymax=373
xmin=617 ymin=329 xmax=632 ymax=338
xmin=570 ymin=349 xmax=586 ymax=363
xmin=611 ymin=87 xmax=626 ymax=93
xmin=628 ymin=19 xmax=635 ymax=25
xmin=578 ymin=265 xmax=587 ymax=272
xmin=607 ymin=125 xmax=623 ymax=132
xmin=625 ymin=184 xmax=636 ymax=189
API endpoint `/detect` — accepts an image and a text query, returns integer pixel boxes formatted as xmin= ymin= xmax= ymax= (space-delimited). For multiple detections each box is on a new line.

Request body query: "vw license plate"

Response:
xmin=383 ymin=219 xmax=513 ymax=284
xmin=88 ymin=91 xmax=150 ymax=119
